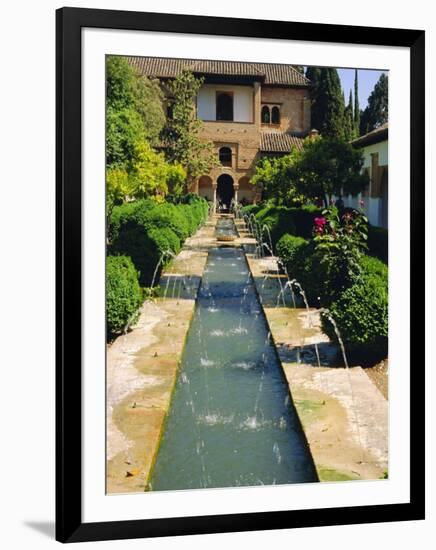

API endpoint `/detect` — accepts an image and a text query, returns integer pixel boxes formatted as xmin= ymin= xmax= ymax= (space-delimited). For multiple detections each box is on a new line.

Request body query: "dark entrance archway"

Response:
xmin=216 ymin=174 xmax=234 ymax=210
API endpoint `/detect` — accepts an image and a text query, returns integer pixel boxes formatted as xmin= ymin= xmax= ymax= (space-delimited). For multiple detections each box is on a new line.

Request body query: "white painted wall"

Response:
xmin=343 ymin=192 xmax=383 ymax=228
xmin=344 ymin=138 xmax=388 ymax=228
xmin=361 ymin=139 xmax=388 ymax=168
xmin=197 ymin=84 xmax=254 ymax=122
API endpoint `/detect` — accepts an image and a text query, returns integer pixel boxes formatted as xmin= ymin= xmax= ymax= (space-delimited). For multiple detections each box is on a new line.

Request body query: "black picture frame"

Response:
xmin=56 ymin=6 xmax=425 ymax=543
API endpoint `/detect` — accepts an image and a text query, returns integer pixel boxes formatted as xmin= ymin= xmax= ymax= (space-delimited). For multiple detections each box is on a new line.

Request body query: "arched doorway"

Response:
xmin=216 ymin=174 xmax=234 ymax=210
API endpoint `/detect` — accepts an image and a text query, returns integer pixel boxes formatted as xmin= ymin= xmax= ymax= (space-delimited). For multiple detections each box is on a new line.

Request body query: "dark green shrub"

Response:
xmin=276 ymin=234 xmax=309 ymax=269
xmin=112 ymin=218 xmax=180 ymax=286
xmin=106 ymin=255 xmax=143 ymax=336
xmin=254 ymin=206 xmax=296 ymax=247
xmin=322 ymin=255 xmax=388 ymax=355
xmin=109 ymin=196 xmax=208 ymax=286
xmin=287 ymin=205 xmax=322 ymax=239
xmin=146 ymin=203 xmax=190 ymax=241
xmin=368 ymin=225 xmax=388 ymax=264
xmin=179 ymin=204 xmax=197 ymax=235
xmin=189 ymin=200 xmax=208 ymax=227
xmin=110 ymin=199 xmax=190 ymax=243
xmin=109 ymin=200 xmax=154 ymax=243
xmin=294 ymin=247 xmax=331 ymax=306
xmin=275 ymin=234 xmax=325 ymax=306
xmin=251 ymin=204 xmax=322 ymax=247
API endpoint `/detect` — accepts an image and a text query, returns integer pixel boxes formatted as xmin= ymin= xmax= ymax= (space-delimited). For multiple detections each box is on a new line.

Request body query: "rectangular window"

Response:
xmin=216 ymin=92 xmax=234 ymax=121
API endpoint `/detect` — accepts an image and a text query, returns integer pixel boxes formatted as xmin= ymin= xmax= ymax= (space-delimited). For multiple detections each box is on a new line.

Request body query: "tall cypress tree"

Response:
xmin=354 ymin=69 xmax=360 ymax=136
xmin=324 ymin=68 xmax=345 ymax=139
xmin=360 ymin=73 xmax=388 ymax=135
xmin=308 ymin=67 xmax=345 ymax=139
xmin=306 ymin=66 xmax=322 ymax=87
xmin=343 ymin=89 xmax=355 ymax=141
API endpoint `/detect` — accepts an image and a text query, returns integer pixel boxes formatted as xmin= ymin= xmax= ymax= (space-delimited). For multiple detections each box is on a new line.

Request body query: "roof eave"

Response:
xmin=352 ymin=128 xmax=388 ymax=148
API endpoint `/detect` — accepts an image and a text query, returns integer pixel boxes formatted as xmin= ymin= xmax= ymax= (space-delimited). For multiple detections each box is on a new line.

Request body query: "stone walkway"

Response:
xmin=106 ymin=220 xmax=215 ymax=494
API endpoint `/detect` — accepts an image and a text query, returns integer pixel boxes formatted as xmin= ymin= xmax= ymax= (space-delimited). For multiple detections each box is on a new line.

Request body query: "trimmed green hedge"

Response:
xmin=368 ymin=225 xmax=388 ymax=264
xmin=254 ymin=206 xmax=296 ymax=246
xmin=276 ymin=234 xmax=328 ymax=306
xmin=106 ymin=255 xmax=143 ymax=335
xmin=276 ymin=234 xmax=309 ymax=270
xmin=287 ymin=205 xmax=322 ymax=239
xmin=109 ymin=197 xmax=207 ymax=286
xmin=322 ymin=255 xmax=388 ymax=355
xmin=245 ymin=204 xmax=322 ymax=247
xmin=274 ymin=211 xmax=389 ymax=359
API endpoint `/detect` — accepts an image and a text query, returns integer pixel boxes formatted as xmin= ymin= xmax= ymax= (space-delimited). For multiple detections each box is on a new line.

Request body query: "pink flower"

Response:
xmin=359 ymin=199 xmax=365 ymax=208
xmin=314 ymin=216 xmax=327 ymax=227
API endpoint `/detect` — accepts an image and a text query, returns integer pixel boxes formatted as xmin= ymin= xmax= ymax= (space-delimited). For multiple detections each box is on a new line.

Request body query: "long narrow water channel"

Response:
xmin=151 ymin=219 xmax=317 ymax=491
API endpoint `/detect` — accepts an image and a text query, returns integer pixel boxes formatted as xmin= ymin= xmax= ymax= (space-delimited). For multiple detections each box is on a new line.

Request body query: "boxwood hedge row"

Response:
xmin=322 ymin=255 xmax=388 ymax=356
xmin=106 ymin=255 xmax=143 ymax=336
xmin=109 ymin=197 xmax=208 ymax=286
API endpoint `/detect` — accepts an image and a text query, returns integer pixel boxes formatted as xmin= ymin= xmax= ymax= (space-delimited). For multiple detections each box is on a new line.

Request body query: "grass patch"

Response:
xmin=318 ymin=466 xmax=360 ymax=482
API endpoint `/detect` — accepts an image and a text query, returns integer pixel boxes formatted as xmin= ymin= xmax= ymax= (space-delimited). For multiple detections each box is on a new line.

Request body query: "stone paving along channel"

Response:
xmin=106 ymin=215 xmax=388 ymax=493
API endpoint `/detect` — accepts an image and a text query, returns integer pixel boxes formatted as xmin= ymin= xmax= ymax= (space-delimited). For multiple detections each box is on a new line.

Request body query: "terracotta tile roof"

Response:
xmin=351 ymin=122 xmax=388 ymax=147
xmin=255 ymin=63 xmax=309 ymax=86
xmin=127 ymin=56 xmax=309 ymax=86
xmin=260 ymin=132 xmax=305 ymax=153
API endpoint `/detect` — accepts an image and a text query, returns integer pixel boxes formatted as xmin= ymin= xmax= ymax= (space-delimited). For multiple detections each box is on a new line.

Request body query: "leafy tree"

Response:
xmin=106 ymin=107 xmax=146 ymax=169
xmin=106 ymin=56 xmax=165 ymax=149
xmin=251 ymin=153 xmax=301 ymax=205
xmin=106 ymin=56 xmax=138 ymax=110
xmin=360 ymin=73 xmax=388 ymax=135
xmin=131 ymin=76 xmax=166 ymax=146
xmin=128 ymin=141 xmax=186 ymax=200
xmin=162 ymin=70 xmax=217 ymax=186
xmin=166 ymin=163 xmax=187 ymax=196
xmin=105 ymin=56 xmax=186 ymax=206
xmin=293 ymin=136 xmax=369 ymax=206
xmin=308 ymin=68 xmax=345 ymax=139
xmin=106 ymin=167 xmax=130 ymax=217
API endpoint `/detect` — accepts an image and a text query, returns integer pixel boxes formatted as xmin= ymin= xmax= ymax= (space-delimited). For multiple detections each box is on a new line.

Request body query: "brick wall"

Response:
xmin=260 ymin=87 xmax=311 ymax=133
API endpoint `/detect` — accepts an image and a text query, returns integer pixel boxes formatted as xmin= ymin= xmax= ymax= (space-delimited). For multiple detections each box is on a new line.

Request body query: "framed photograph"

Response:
xmin=56 ymin=7 xmax=425 ymax=543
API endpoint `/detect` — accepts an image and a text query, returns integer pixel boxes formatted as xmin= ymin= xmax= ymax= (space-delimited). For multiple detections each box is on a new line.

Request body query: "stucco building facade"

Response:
xmin=348 ymin=123 xmax=388 ymax=229
xmin=128 ymin=57 xmax=312 ymax=207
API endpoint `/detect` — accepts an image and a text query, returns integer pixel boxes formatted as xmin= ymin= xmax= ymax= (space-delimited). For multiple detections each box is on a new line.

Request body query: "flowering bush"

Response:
xmin=314 ymin=216 xmax=327 ymax=235
xmin=313 ymin=205 xmax=368 ymax=302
